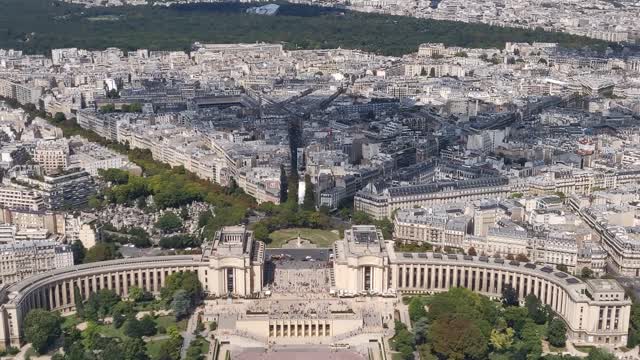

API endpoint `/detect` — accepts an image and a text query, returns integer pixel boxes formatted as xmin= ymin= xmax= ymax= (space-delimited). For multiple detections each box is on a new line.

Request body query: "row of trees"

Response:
xmin=3 ymin=99 xmax=256 ymax=253
xmin=45 ymin=110 xmax=256 ymax=246
xmin=250 ymin=173 xmax=332 ymax=243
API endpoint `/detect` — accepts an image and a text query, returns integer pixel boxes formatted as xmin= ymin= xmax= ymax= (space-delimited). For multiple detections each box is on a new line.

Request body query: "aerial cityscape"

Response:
xmin=0 ymin=0 xmax=639 ymax=359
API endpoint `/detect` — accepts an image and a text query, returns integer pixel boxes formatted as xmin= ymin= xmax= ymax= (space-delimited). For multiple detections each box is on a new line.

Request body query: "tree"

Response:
xmin=73 ymin=285 xmax=84 ymax=317
xmin=23 ymin=309 xmax=62 ymax=354
xmin=581 ymin=267 xmax=594 ymax=279
xmin=503 ymin=306 xmax=529 ymax=335
xmin=139 ymin=315 xmax=157 ymax=336
xmin=62 ymin=326 xmax=82 ymax=353
xmin=391 ymin=321 xmax=415 ymax=360
xmin=124 ymin=315 xmax=157 ymax=338
xmin=489 ymin=327 xmax=514 ymax=350
xmin=53 ymin=112 xmax=66 ymax=123
xmin=429 ymin=68 xmax=436 ymax=77
xmin=128 ymin=286 xmax=144 ymax=302
xmin=302 ymin=174 xmax=315 ymax=211
xmin=252 ymin=222 xmax=269 ymax=242
xmin=413 ymin=317 xmax=429 ymax=345
xmin=98 ymin=168 xmax=130 ymax=185
xmin=161 ymin=271 xmax=202 ymax=305
xmin=159 ymin=325 xmax=183 ymax=360
xmin=94 ymin=337 xmax=123 ymax=360
xmin=159 ymin=234 xmax=199 ymax=249
xmin=467 ymin=247 xmax=478 ymax=256
xmin=84 ymin=242 xmax=119 ymax=263
xmin=352 ymin=211 xmax=372 ymax=224
xmin=430 ymin=315 xmax=488 ymax=360
xmin=100 ymin=104 xmax=116 ymax=113
xmin=112 ymin=301 xmax=135 ymax=328
xmin=65 ymin=343 xmax=87 ymax=360
xmin=546 ymin=318 xmax=567 ymax=347
xmin=427 ymin=287 xmax=498 ymax=326
xmin=516 ymin=253 xmax=529 ymax=262
xmin=122 ymin=337 xmax=149 ymax=360
xmin=88 ymin=195 xmax=102 ymax=209
xmin=525 ymin=294 xmax=548 ymax=325
xmin=171 ymin=289 xmax=191 ymax=319
xmin=123 ymin=318 xmax=143 ymax=338
xmin=155 ymin=212 xmax=183 ymax=233
xmin=82 ymin=289 xmax=121 ymax=321
xmin=519 ymin=320 xmax=543 ymax=359
xmin=408 ymin=297 xmax=427 ymax=323
xmin=71 ymin=240 xmax=86 ymax=265
xmin=501 ymin=284 xmax=519 ymax=307
xmin=556 ymin=264 xmax=568 ymax=273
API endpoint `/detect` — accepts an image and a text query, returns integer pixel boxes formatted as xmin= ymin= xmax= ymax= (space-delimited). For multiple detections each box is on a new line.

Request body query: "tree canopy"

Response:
xmin=23 ymin=309 xmax=62 ymax=354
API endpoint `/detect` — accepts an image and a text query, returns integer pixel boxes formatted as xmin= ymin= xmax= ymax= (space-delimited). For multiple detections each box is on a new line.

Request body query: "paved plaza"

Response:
xmin=235 ymin=347 xmax=366 ymax=360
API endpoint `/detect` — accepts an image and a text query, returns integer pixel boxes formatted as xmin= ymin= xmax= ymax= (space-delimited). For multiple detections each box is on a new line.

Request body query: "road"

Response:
xmin=181 ymin=309 xmax=201 ymax=359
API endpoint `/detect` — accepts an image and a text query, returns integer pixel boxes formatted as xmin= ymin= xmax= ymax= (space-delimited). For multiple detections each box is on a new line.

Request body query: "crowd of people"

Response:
xmin=246 ymin=299 xmax=354 ymax=320
xmin=268 ymin=267 xmax=331 ymax=296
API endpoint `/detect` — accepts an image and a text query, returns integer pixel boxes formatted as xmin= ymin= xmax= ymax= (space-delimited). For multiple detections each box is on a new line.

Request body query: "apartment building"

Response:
xmin=355 ymin=177 xmax=514 ymax=219
xmin=0 ymin=186 xmax=44 ymax=211
xmin=0 ymin=79 xmax=42 ymax=105
xmin=33 ymin=140 xmax=69 ymax=175
xmin=0 ymin=240 xmax=73 ymax=286
xmin=16 ymin=168 xmax=96 ymax=210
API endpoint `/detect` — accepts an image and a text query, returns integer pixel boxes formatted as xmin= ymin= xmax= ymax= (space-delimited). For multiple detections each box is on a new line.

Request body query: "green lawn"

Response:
xmin=85 ymin=315 xmax=186 ymax=340
xmin=155 ymin=315 xmax=187 ymax=331
xmin=95 ymin=323 xmax=127 ymax=340
xmin=146 ymin=338 xmax=169 ymax=359
xmin=575 ymin=345 xmax=596 ymax=354
xmin=62 ymin=314 xmax=81 ymax=329
xmin=268 ymin=228 xmax=340 ymax=248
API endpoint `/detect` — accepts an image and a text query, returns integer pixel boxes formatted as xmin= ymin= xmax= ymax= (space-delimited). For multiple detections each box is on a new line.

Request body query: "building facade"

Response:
xmin=0 ymin=240 xmax=73 ymax=287
xmin=0 ymin=225 xmax=629 ymax=349
xmin=333 ymin=226 xmax=631 ymax=347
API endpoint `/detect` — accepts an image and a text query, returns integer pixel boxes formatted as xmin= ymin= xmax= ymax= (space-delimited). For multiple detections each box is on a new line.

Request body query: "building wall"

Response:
xmin=333 ymin=242 xmax=631 ymax=347
xmin=0 ymin=253 xmax=265 ymax=348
